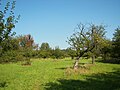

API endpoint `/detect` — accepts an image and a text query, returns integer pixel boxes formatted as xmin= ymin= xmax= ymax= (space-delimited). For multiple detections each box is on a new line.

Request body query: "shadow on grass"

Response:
xmin=55 ymin=63 xmax=91 ymax=70
xmin=55 ymin=67 xmax=67 ymax=70
xmin=44 ymin=69 xmax=120 ymax=90
xmin=0 ymin=81 xmax=8 ymax=88
xmin=97 ymin=59 xmax=120 ymax=64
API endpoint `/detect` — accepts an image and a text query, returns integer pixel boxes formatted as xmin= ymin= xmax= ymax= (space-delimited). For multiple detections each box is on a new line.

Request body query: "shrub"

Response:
xmin=0 ymin=50 xmax=26 ymax=63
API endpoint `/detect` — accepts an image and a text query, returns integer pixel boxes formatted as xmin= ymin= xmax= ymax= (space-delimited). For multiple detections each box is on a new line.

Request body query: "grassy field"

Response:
xmin=0 ymin=58 xmax=120 ymax=90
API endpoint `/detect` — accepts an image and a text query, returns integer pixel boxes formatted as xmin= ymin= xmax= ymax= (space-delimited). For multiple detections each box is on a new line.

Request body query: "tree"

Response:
xmin=0 ymin=36 xmax=22 ymax=63
xmin=38 ymin=42 xmax=52 ymax=58
xmin=90 ymin=24 xmax=106 ymax=64
xmin=112 ymin=27 xmax=120 ymax=58
xmin=101 ymin=40 xmax=112 ymax=60
xmin=67 ymin=23 xmax=106 ymax=69
xmin=17 ymin=34 xmax=37 ymax=65
xmin=0 ymin=0 xmax=20 ymax=45
xmin=0 ymin=0 xmax=21 ymax=63
xmin=40 ymin=42 xmax=51 ymax=51
xmin=19 ymin=34 xmax=34 ymax=48
xmin=18 ymin=34 xmax=36 ymax=57
xmin=1 ymin=36 xmax=19 ymax=52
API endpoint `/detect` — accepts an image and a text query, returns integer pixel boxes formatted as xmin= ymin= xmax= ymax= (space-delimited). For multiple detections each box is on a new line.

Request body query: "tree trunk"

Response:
xmin=92 ymin=55 xmax=95 ymax=64
xmin=103 ymin=53 xmax=107 ymax=61
xmin=73 ymin=57 xmax=80 ymax=70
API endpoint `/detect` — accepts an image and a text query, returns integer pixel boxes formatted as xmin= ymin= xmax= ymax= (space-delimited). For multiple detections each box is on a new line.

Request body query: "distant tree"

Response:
xmin=19 ymin=34 xmax=34 ymax=48
xmin=18 ymin=34 xmax=36 ymax=65
xmin=67 ymin=23 xmax=106 ymax=69
xmin=61 ymin=49 xmax=70 ymax=58
xmin=66 ymin=47 xmax=76 ymax=59
xmin=40 ymin=42 xmax=51 ymax=51
xmin=52 ymin=47 xmax=64 ymax=59
xmin=38 ymin=42 xmax=52 ymax=58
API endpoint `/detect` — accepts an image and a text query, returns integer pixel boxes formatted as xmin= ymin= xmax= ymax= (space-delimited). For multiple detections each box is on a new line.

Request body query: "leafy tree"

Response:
xmin=17 ymin=34 xmax=37 ymax=64
xmin=67 ymin=23 xmax=106 ymax=69
xmin=0 ymin=0 xmax=21 ymax=63
xmin=40 ymin=42 xmax=51 ymax=51
xmin=38 ymin=42 xmax=52 ymax=58
xmin=18 ymin=34 xmax=36 ymax=57
xmin=0 ymin=37 xmax=19 ymax=51
xmin=19 ymin=34 xmax=34 ymax=48
xmin=112 ymin=27 xmax=120 ymax=58
xmin=101 ymin=40 xmax=112 ymax=60
xmin=90 ymin=24 xmax=106 ymax=64
xmin=0 ymin=37 xmax=25 ymax=63
xmin=0 ymin=0 xmax=20 ymax=45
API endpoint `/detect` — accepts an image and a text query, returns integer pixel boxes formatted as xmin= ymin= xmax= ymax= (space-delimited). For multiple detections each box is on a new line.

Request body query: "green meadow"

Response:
xmin=0 ymin=58 xmax=120 ymax=90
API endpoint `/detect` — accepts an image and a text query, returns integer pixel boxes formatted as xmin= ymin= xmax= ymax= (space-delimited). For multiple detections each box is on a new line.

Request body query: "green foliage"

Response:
xmin=101 ymin=40 xmax=112 ymax=60
xmin=38 ymin=42 xmax=52 ymax=58
xmin=38 ymin=43 xmax=67 ymax=59
xmin=40 ymin=42 xmax=51 ymax=51
xmin=0 ymin=37 xmax=19 ymax=52
xmin=52 ymin=47 xmax=65 ymax=59
xmin=112 ymin=27 xmax=120 ymax=58
xmin=0 ymin=0 xmax=20 ymax=44
xmin=0 ymin=0 xmax=22 ymax=63
xmin=0 ymin=35 xmax=37 ymax=63
xmin=0 ymin=37 xmax=22 ymax=63
xmin=67 ymin=23 xmax=106 ymax=60
xmin=38 ymin=50 xmax=52 ymax=58
xmin=66 ymin=47 xmax=76 ymax=59
xmin=0 ymin=50 xmax=25 ymax=63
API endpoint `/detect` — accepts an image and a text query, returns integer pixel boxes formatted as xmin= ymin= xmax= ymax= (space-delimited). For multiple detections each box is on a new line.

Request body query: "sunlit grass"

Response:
xmin=0 ymin=58 xmax=120 ymax=90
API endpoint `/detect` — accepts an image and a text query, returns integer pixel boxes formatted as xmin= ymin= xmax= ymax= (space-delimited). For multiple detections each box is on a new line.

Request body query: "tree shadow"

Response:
xmin=55 ymin=67 xmax=67 ymax=70
xmin=55 ymin=63 xmax=91 ymax=70
xmin=0 ymin=81 xmax=8 ymax=88
xmin=44 ymin=69 xmax=120 ymax=90
xmin=96 ymin=58 xmax=120 ymax=64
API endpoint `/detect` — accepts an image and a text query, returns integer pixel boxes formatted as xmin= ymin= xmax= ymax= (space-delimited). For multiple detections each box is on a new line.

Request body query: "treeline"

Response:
xmin=0 ymin=28 xmax=120 ymax=64
xmin=0 ymin=34 xmax=76 ymax=63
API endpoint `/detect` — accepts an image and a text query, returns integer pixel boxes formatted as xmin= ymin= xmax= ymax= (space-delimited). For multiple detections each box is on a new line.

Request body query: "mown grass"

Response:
xmin=0 ymin=58 xmax=120 ymax=90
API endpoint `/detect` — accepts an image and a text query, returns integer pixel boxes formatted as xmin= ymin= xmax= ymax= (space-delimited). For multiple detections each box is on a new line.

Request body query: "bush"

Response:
xmin=21 ymin=58 xmax=31 ymax=65
xmin=0 ymin=50 xmax=26 ymax=63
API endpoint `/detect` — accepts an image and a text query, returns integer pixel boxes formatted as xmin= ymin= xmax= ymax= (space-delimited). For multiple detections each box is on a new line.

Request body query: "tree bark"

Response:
xmin=73 ymin=57 xmax=80 ymax=70
xmin=92 ymin=55 xmax=95 ymax=64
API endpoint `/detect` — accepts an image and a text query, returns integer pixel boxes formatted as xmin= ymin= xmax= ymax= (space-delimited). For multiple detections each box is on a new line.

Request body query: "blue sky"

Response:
xmin=2 ymin=0 xmax=120 ymax=49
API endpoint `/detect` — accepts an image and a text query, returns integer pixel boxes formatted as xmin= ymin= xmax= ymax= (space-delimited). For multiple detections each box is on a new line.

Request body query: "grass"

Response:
xmin=0 ymin=58 xmax=120 ymax=90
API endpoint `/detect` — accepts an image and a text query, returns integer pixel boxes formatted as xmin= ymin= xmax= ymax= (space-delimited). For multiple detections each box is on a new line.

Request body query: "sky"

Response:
xmin=1 ymin=0 xmax=120 ymax=49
